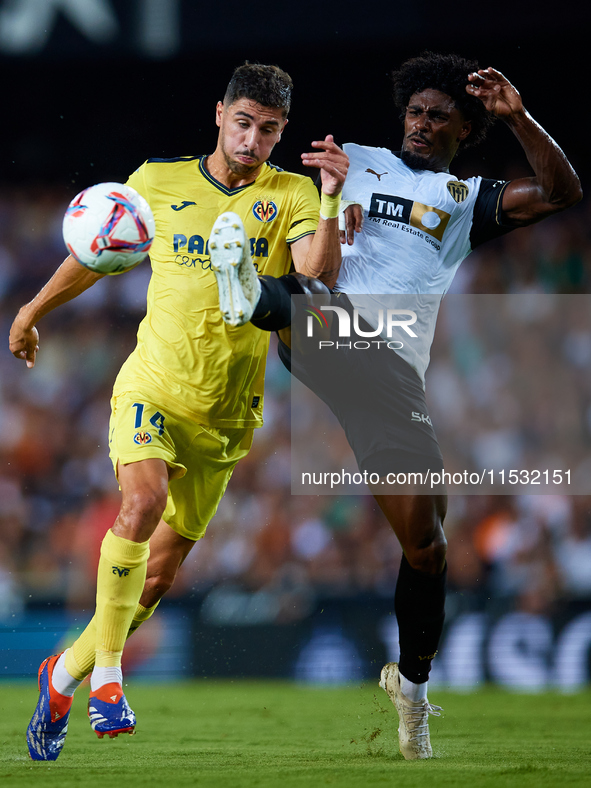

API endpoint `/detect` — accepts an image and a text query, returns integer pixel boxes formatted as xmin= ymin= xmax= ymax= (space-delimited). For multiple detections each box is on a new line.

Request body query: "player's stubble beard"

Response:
xmin=223 ymin=147 xmax=260 ymax=177
xmin=400 ymin=148 xmax=432 ymax=171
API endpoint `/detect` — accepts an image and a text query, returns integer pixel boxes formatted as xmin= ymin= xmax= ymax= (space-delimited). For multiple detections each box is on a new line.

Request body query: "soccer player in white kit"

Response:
xmin=215 ymin=52 xmax=582 ymax=759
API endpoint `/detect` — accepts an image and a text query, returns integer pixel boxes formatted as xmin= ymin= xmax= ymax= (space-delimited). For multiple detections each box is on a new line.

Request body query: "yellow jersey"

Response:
xmin=113 ymin=155 xmax=320 ymax=427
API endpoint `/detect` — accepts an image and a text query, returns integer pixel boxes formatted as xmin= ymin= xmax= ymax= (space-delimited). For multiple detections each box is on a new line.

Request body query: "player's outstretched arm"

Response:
xmin=9 ymin=255 xmax=105 ymax=368
xmin=292 ymin=135 xmax=349 ymax=289
xmin=467 ymin=68 xmax=583 ymax=225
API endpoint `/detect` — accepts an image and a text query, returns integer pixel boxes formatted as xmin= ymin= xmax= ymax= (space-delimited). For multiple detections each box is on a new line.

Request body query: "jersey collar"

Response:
xmin=198 ymin=155 xmax=260 ymax=196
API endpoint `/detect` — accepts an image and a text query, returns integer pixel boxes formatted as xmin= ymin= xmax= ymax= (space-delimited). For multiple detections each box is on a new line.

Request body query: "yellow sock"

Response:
xmin=65 ymin=601 xmax=160 ymax=680
xmin=66 ymin=619 xmax=96 ymax=680
xmin=127 ymin=601 xmax=160 ymax=635
xmin=94 ymin=529 xmax=150 ymax=669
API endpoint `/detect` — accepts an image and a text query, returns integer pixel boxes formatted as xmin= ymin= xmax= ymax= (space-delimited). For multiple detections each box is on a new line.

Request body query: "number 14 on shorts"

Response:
xmin=132 ymin=402 xmax=166 ymax=435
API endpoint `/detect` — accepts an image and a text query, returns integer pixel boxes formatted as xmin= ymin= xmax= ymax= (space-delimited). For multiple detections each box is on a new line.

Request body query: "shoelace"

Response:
xmin=402 ymin=702 xmax=443 ymax=741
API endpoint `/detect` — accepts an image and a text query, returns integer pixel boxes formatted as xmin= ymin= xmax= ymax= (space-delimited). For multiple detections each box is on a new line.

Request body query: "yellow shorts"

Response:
xmin=108 ymin=393 xmax=254 ymax=541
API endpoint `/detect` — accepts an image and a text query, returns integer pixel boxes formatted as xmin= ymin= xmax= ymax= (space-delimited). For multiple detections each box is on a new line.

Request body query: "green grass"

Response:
xmin=1 ymin=681 xmax=590 ymax=787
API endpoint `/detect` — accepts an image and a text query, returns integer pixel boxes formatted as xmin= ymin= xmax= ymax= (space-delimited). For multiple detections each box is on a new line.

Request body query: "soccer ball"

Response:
xmin=62 ymin=182 xmax=156 ymax=274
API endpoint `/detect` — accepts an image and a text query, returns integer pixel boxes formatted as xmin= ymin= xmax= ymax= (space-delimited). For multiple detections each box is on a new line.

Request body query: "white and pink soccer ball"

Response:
xmin=62 ymin=182 xmax=156 ymax=274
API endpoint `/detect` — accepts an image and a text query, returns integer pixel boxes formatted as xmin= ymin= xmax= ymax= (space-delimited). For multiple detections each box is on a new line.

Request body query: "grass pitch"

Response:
xmin=1 ymin=681 xmax=590 ymax=787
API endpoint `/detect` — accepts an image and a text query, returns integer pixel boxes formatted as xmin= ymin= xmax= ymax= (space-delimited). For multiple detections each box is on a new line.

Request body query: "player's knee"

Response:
xmin=406 ymin=529 xmax=447 ymax=575
xmin=289 ymin=272 xmax=330 ymax=297
xmin=120 ymin=486 xmax=168 ymax=533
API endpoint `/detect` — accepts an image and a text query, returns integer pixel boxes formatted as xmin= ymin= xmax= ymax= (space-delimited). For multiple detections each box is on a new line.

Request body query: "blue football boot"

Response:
xmin=88 ymin=683 xmax=136 ymax=739
xmin=26 ymin=654 xmax=73 ymax=761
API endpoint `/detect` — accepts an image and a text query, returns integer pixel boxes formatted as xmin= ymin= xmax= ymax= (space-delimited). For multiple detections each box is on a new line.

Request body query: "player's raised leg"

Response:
xmin=209 ymin=212 xmax=261 ymax=327
xmin=209 ymin=212 xmax=329 ymax=334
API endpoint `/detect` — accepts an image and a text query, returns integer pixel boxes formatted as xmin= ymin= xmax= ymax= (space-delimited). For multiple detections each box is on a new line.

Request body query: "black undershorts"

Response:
xmin=278 ymin=307 xmax=443 ymax=478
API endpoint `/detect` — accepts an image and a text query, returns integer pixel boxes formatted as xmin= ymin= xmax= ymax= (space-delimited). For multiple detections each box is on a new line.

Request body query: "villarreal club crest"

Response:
xmin=252 ymin=200 xmax=278 ymax=223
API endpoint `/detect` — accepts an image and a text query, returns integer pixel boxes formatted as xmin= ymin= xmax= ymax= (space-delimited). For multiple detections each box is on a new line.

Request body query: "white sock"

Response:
xmin=400 ymin=673 xmax=428 ymax=703
xmin=52 ymin=650 xmax=83 ymax=697
xmin=90 ymin=666 xmax=123 ymax=692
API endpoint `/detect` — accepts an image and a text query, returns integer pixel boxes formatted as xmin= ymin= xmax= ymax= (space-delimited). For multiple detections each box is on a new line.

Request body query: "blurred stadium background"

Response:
xmin=0 ymin=0 xmax=589 ymax=692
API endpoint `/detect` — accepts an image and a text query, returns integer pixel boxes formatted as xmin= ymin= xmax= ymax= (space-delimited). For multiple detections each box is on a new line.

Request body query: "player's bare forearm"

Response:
xmin=500 ymin=109 xmax=583 ymax=224
xmin=9 ymin=255 xmax=104 ymax=367
xmin=290 ymin=217 xmax=342 ymax=288
xmin=301 ymin=218 xmax=342 ymax=289
xmin=15 ymin=255 xmax=103 ymax=326
xmin=297 ymin=135 xmax=348 ymax=287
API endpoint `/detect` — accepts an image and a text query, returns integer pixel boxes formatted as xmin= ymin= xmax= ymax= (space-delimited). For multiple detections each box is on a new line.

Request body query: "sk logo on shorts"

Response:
xmin=134 ymin=430 xmax=152 ymax=445
xmin=253 ymin=200 xmax=278 ymax=223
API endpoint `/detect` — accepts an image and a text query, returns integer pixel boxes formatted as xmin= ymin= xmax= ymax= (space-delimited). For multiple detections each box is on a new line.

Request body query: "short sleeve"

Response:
xmin=286 ymin=176 xmax=320 ymax=245
xmin=470 ymin=178 xmax=515 ymax=249
xmin=125 ymin=162 xmax=150 ymax=204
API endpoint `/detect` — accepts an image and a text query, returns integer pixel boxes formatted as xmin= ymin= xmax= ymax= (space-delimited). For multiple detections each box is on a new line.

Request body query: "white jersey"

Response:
xmin=335 ymin=143 xmax=509 ymax=381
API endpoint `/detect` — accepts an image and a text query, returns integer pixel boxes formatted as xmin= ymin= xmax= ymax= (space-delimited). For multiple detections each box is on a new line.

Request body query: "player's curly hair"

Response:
xmin=392 ymin=52 xmax=495 ymax=147
xmin=224 ymin=63 xmax=293 ymax=117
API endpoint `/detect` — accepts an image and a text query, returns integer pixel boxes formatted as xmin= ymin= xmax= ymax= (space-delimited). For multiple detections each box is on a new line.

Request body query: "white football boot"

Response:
xmin=209 ymin=212 xmax=262 ymax=327
xmin=379 ymin=662 xmax=442 ymax=760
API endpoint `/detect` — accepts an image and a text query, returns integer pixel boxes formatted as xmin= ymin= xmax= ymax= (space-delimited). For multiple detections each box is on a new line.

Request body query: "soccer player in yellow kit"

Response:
xmin=10 ymin=63 xmax=348 ymax=760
